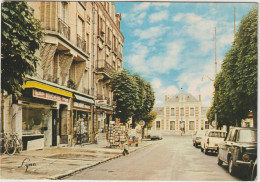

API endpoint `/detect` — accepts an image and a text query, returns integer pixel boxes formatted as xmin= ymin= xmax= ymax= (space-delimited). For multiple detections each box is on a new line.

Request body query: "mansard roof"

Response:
xmin=167 ymin=93 xmax=199 ymax=103
xmin=153 ymin=107 xmax=164 ymax=115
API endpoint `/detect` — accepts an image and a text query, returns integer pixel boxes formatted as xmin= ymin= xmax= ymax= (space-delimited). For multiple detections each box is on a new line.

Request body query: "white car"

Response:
xmin=150 ymin=131 xmax=163 ymax=140
xmin=200 ymin=130 xmax=227 ymax=154
xmin=193 ymin=130 xmax=207 ymax=148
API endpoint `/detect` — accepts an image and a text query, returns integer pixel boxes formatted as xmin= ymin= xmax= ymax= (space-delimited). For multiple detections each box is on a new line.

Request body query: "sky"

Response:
xmin=114 ymin=1 xmax=257 ymax=107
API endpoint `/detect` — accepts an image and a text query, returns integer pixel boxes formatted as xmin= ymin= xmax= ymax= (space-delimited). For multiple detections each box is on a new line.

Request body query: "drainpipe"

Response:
xmin=91 ymin=2 xmax=96 ymax=143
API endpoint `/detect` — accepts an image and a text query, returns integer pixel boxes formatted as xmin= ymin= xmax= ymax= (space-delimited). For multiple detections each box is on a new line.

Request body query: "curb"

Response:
xmin=49 ymin=142 xmax=153 ymax=180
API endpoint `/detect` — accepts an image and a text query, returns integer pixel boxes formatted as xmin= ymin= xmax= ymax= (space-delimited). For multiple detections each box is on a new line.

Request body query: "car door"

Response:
xmin=220 ymin=129 xmax=235 ymax=163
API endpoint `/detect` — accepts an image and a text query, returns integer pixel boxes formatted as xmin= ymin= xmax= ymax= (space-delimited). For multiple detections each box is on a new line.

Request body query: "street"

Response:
xmin=66 ymin=135 xmax=241 ymax=181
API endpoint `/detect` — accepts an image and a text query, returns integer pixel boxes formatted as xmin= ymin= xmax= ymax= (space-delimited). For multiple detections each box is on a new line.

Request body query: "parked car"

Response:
xmin=192 ymin=130 xmax=207 ymax=148
xmin=150 ymin=131 xmax=163 ymax=140
xmin=251 ymin=159 xmax=257 ymax=181
xmin=200 ymin=130 xmax=227 ymax=154
xmin=217 ymin=127 xmax=257 ymax=177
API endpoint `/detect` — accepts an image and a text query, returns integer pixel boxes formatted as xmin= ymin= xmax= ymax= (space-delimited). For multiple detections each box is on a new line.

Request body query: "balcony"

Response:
xmin=113 ymin=47 xmax=118 ymax=55
xmin=97 ymin=30 xmax=105 ymax=42
xmin=118 ymin=52 xmax=123 ymax=60
xmin=106 ymin=40 xmax=112 ymax=49
xmin=58 ymin=18 xmax=70 ymax=40
xmin=96 ymin=59 xmax=115 ymax=77
xmin=77 ymin=34 xmax=86 ymax=52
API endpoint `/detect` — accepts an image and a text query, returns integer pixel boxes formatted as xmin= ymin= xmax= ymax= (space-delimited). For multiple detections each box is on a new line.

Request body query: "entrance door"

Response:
xmin=52 ymin=109 xmax=57 ymax=146
xmin=180 ymin=121 xmax=185 ymax=132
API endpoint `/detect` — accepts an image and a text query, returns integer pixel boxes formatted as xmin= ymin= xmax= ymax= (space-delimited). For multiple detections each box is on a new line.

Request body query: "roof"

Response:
xmin=167 ymin=93 xmax=199 ymax=103
xmin=153 ymin=107 xmax=164 ymax=115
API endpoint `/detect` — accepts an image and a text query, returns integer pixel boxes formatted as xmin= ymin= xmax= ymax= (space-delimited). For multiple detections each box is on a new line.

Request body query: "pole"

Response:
xmin=234 ymin=8 xmax=236 ymax=37
xmin=214 ymin=27 xmax=218 ymax=129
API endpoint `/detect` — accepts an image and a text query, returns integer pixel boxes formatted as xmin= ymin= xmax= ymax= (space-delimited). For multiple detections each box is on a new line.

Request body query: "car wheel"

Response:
xmin=217 ymin=156 xmax=223 ymax=166
xmin=204 ymin=147 xmax=208 ymax=154
xmin=201 ymin=147 xmax=203 ymax=152
xmin=228 ymin=156 xmax=237 ymax=176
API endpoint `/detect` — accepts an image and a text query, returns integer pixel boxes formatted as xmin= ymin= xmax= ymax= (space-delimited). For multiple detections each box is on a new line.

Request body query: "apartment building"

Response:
xmin=152 ymin=93 xmax=210 ymax=134
xmin=2 ymin=2 xmax=124 ymax=150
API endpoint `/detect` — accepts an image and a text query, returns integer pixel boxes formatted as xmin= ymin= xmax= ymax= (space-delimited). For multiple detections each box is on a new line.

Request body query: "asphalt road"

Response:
xmin=66 ymin=135 xmax=242 ymax=181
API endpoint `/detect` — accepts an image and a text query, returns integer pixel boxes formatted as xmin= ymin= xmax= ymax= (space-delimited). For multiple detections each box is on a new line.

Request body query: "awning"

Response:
xmin=98 ymin=105 xmax=113 ymax=111
xmin=74 ymin=94 xmax=94 ymax=104
xmin=23 ymin=81 xmax=72 ymax=98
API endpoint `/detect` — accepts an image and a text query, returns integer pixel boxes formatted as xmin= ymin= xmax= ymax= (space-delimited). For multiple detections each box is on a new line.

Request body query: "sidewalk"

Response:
xmin=0 ymin=139 xmax=154 ymax=180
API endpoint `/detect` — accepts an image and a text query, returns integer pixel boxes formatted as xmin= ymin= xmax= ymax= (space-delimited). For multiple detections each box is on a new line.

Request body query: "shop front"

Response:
xmin=95 ymin=101 xmax=113 ymax=133
xmin=18 ymin=80 xmax=72 ymax=150
xmin=72 ymin=94 xmax=94 ymax=145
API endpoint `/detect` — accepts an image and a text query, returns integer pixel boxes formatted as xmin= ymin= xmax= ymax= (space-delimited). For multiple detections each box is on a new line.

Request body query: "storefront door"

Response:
xmin=52 ymin=109 xmax=57 ymax=146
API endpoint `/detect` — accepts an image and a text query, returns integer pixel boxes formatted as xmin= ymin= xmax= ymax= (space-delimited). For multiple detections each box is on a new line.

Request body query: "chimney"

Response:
xmin=165 ymin=95 xmax=168 ymax=101
xmin=199 ymin=94 xmax=201 ymax=102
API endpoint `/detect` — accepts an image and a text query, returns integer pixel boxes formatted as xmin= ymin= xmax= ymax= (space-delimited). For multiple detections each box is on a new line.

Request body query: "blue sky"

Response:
xmin=115 ymin=2 xmax=257 ymax=107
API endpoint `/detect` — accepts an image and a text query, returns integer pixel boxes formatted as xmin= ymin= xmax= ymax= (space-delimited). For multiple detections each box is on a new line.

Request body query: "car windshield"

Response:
xmin=208 ymin=131 xmax=226 ymax=138
xmin=237 ymin=129 xmax=257 ymax=143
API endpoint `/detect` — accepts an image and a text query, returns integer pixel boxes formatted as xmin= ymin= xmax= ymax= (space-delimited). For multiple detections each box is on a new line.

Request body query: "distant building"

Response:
xmin=152 ymin=93 xmax=210 ymax=134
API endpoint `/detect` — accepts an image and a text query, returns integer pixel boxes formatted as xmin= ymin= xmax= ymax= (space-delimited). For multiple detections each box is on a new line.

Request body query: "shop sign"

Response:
xmin=95 ymin=100 xmax=107 ymax=105
xmin=73 ymin=101 xmax=91 ymax=110
xmin=33 ymin=89 xmax=69 ymax=103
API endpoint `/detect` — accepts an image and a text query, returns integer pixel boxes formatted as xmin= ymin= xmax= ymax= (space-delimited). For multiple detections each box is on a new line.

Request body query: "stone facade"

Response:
xmin=2 ymin=2 xmax=123 ymax=149
xmin=152 ymin=94 xmax=210 ymax=134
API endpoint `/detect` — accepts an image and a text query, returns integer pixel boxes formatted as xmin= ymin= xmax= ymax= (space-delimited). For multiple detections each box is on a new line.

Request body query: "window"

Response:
xmin=189 ymin=121 xmax=195 ymax=130
xmin=237 ymin=130 xmax=257 ymax=143
xmin=205 ymin=121 xmax=209 ymax=129
xmin=170 ymin=108 xmax=175 ymax=116
xmin=22 ymin=106 xmax=51 ymax=135
xmin=190 ymin=108 xmax=194 ymax=116
xmin=61 ymin=2 xmax=68 ymax=22
xmin=180 ymin=108 xmax=184 ymax=116
xmin=86 ymin=33 xmax=90 ymax=54
xmin=77 ymin=17 xmax=84 ymax=38
xmin=170 ymin=121 xmax=175 ymax=130
xmin=156 ymin=121 xmax=160 ymax=129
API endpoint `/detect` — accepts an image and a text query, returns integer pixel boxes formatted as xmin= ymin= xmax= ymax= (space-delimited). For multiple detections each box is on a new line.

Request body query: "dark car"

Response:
xmin=217 ymin=127 xmax=257 ymax=178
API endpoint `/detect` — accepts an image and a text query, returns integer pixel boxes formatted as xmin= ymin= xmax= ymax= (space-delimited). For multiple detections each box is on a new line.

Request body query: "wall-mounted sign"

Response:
xmin=33 ymin=89 xmax=69 ymax=103
xmin=73 ymin=101 xmax=91 ymax=110
xmin=95 ymin=100 xmax=107 ymax=105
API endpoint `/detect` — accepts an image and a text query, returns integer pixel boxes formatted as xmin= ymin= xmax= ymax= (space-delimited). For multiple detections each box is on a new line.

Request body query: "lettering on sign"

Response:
xmin=33 ymin=89 xmax=69 ymax=103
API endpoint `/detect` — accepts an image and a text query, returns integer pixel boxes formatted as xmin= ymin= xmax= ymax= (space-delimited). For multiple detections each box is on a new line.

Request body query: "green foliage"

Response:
xmin=141 ymin=111 xmax=157 ymax=128
xmin=208 ymin=6 xmax=258 ymax=128
xmin=132 ymin=74 xmax=155 ymax=125
xmin=110 ymin=70 xmax=139 ymax=123
xmin=110 ymin=70 xmax=155 ymax=125
xmin=1 ymin=2 xmax=42 ymax=96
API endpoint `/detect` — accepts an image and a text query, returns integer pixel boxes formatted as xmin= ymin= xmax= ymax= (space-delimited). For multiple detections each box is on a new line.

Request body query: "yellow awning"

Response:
xmin=23 ymin=81 xmax=73 ymax=98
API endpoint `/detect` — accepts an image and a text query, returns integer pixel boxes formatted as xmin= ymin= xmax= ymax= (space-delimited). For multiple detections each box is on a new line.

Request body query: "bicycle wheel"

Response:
xmin=16 ymin=139 xmax=23 ymax=153
xmin=0 ymin=139 xmax=5 ymax=154
xmin=4 ymin=139 xmax=16 ymax=155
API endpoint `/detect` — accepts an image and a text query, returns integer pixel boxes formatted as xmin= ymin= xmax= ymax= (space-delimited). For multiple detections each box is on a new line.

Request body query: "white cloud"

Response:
xmin=152 ymin=2 xmax=171 ymax=7
xmin=149 ymin=10 xmax=169 ymax=23
xmin=133 ymin=2 xmax=151 ymax=12
xmin=151 ymin=78 xmax=161 ymax=89
xmin=134 ymin=26 xmax=169 ymax=40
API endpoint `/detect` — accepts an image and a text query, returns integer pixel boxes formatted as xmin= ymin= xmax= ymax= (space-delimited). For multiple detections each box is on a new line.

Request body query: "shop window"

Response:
xmin=22 ymin=106 xmax=51 ymax=135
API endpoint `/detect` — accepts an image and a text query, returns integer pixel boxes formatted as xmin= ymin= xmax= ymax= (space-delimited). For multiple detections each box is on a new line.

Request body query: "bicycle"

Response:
xmin=12 ymin=133 xmax=23 ymax=153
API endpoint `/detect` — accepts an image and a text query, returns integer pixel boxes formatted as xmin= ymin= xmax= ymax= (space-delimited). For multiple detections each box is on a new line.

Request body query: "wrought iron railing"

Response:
xmin=96 ymin=59 xmax=115 ymax=76
xmin=58 ymin=18 xmax=70 ymax=40
xmin=77 ymin=34 xmax=86 ymax=52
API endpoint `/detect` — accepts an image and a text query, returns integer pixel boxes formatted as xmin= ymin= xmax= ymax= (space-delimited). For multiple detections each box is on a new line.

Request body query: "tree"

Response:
xmin=141 ymin=111 xmax=157 ymax=128
xmin=208 ymin=6 xmax=258 ymax=128
xmin=132 ymin=75 xmax=155 ymax=128
xmin=1 ymin=2 xmax=42 ymax=96
xmin=110 ymin=70 xmax=138 ymax=123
